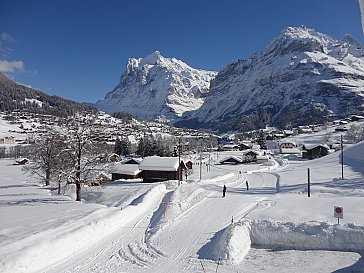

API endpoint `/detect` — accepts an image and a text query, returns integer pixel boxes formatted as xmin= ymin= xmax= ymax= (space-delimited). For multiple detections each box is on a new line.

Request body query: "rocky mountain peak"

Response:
xmin=96 ymin=52 xmax=217 ymax=121
xmin=140 ymin=50 xmax=162 ymax=66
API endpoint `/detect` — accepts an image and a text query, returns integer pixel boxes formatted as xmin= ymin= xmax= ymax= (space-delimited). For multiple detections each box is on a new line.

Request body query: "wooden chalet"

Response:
xmin=242 ymin=150 xmax=261 ymax=163
xmin=219 ymin=156 xmax=244 ymax=165
xmin=139 ymin=156 xmax=186 ymax=183
xmin=221 ymin=144 xmax=240 ymax=151
xmin=278 ymin=141 xmax=300 ymax=154
xmin=278 ymin=141 xmax=296 ymax=149
xmin=350 ymin=115 xmax=364 ymax=122
xmin=302 ymin=144 xmax=329 ymax=160
xmin=239 ymin=142 xmax=251 ymax=150
xmin=112 ymin=163 xmax=142 ymax=180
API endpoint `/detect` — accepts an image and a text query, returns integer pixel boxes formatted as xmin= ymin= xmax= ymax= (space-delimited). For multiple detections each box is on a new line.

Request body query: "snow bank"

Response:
xmin=198 ymin=222 xmax=251 ymax=264
xmin=198 ymin=219 xmax=364 ymax=264
xmin=250 ymin=219 xmax=364 ymax=251
xmin=0 ymin=184 xmax=166 ymax=273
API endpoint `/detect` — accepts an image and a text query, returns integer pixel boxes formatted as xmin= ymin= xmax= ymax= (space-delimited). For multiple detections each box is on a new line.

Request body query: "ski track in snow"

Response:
xmin=44 ymin=187 xmax=168 ymax=273
xmin=145 ymin=178 xmax=271 ymax=273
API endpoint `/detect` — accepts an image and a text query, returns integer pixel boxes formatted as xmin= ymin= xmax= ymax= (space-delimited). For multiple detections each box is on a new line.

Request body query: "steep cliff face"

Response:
xmin=178 ymin=26 xmax=364 ymax=132
xmin=96 ymin=51 xmax=217 ymax=121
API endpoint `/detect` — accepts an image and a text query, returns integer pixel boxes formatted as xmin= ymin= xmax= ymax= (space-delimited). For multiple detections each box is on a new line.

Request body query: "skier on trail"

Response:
xmin=246 ymin=180 xmax=249 ymax=191
xmin=222 ymin=184 xmax=226 ymax=198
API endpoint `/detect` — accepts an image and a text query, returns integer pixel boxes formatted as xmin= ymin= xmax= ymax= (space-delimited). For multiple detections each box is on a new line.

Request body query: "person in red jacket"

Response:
xmin=222 ymin=184 xmax=227 ymax=197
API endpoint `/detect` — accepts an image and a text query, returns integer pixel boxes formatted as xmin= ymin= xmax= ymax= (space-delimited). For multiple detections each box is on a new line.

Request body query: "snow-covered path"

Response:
xmin=146 ymin=182 xmax=268 ymax=273
xmin=44 ymin=185 xmax=168 ymax=273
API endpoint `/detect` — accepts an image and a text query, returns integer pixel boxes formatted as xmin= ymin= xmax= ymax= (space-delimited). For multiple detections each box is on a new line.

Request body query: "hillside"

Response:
xmin=0 ymin=73 xmax=96 ymax=117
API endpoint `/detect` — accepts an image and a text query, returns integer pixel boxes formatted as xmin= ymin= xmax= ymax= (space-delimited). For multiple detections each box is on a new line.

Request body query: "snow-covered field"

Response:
xmin=1 ymin=134 xmax=364 ymax=272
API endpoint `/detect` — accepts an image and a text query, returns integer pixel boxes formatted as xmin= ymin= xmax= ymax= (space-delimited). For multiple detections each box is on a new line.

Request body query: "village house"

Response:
xmin=0 ymin=136 xmax=16 ymax=144
xmin=242 ymin=150 xmax=261 ymax=163
xmin=349 ymin=115 xmax=364 ymax=122
xmin=302 ymin=144 xmax=330 ymax=160
xmin=220 ymin=144 xmax=240 ymax=151
xmin=139 ymin=156 xmax=186 ymax=182
xmin=111 ymin=157 xmax=143 ymax=180
xmin=239 ymin=142 xmax=251 ymax=150
xmin=298 ymin=126 xmax=313 ymax=134
xmin=219 ymin=155 xmax=244 ymax=165
xmin=278 ymin=140 xmax=300 ymax=154
xmin=278 ymin=140 xmax=297 ymax=149
xmin=112 ymin=163 xmax=142 ymax=181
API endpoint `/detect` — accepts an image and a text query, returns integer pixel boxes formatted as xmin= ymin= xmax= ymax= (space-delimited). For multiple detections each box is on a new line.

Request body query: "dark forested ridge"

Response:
xmin=0 ymin=73 xmax=97 ymax=116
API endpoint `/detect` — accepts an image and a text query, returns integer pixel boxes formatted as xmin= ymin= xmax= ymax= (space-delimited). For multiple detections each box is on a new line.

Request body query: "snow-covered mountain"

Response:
xmin=177 ymin=26 xmax=364 ymax=132
xmin=96 ymin=51 xmax=217 ymax=121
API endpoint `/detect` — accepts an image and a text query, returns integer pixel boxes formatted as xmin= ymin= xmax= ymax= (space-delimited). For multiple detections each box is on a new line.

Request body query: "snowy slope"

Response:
xmin=96 ymin=51 xmax=217 ymax=121
xmin=178 ymin=26 xmax=364 ymax=132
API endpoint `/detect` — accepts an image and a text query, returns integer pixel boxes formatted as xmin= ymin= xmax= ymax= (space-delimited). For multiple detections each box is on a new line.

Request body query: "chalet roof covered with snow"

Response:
xmin=119 ymin=158 xmax=143 ymax=164
xmin=302 ymin=144 xmax=330 ymax=150
xmin=139 ymin=156 xmax=180 ymax=171
xmin=219 ymin=156 xmax=244 ymax=164
xmin=112 ymin=163 xmax=141 ymax=175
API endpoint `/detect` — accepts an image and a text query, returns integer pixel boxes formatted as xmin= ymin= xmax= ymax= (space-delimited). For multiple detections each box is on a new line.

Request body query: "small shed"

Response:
xmin=182 ymin=159 xmax=193 ymax=169
xmin=15 ymin=158 xmax=29 ymax=165
xmin=109 ymin=153 xmax=119 ymax=162
xmin=256 ymin=155 xmax=270 ymax=164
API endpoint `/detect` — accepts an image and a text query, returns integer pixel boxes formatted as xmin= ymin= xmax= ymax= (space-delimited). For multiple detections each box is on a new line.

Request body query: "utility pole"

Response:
xmin=199 ymin=152 xmax=202 ymax=181
xmin=308 ymin=168 xmax=311 ymax=197
xmin=178 ymin=138 xmax=181 ymax=185
xmin=341 ymin=135 xmax=344 ymax=180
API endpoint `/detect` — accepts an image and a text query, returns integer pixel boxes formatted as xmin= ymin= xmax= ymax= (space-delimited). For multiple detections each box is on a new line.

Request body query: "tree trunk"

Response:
xmin=45 ymin=168 xmax=50 ymax=186
xmin=76 ymin=182 xmax=81 ymax=201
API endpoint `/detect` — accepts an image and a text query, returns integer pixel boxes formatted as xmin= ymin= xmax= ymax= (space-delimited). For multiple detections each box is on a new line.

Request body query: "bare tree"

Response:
xmin=345 ymin=124 xmax=364 ymax=143
xmin=27 ymin=128 xmax=68 ymax=186
xmin=63 ymin=119 xmax=106 ymax=201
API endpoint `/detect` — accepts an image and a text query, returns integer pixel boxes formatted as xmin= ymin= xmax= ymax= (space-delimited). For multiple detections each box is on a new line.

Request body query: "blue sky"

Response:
xmin=0 ymin=0 xmax=363 ymax=103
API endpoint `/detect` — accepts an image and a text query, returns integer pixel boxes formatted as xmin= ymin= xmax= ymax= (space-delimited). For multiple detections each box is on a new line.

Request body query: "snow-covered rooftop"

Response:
xmin=139 ymin=156 xmax=180 ymax=171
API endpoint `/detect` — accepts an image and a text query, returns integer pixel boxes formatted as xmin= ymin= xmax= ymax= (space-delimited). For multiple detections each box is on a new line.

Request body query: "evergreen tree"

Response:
xmin=257 ymin=131 xmax=267 ymax=150
xmin=114 ymin=137 xmax=131 ymax=156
